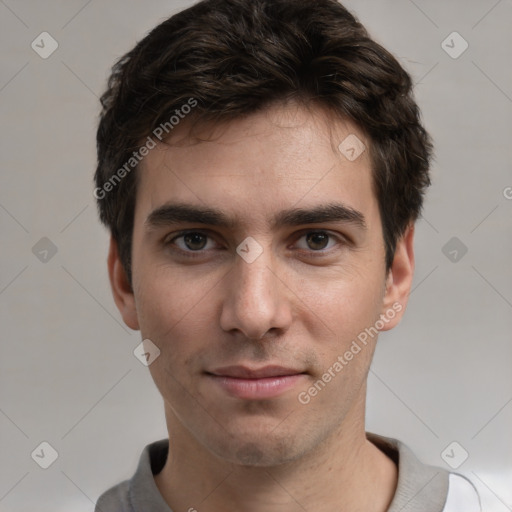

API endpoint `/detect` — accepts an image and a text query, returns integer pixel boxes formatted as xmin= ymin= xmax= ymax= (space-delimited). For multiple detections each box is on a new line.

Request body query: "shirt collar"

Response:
xmin=128 ymin=433 xmax=449 ymax=512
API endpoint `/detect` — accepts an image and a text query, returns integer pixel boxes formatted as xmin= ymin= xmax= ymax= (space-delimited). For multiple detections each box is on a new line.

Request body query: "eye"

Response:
xmin=295 ymin=231 xmax=340 ymax=251
xmin=167 ymin=231 xmax=217 ymax=252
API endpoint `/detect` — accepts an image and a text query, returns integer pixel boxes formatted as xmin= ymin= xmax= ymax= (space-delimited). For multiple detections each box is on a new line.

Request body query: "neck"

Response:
xmin=155 ymin=398 xmax=397 ymax=512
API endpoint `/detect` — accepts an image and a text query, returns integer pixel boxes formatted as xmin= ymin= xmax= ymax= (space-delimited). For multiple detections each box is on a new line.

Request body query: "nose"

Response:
xmin=219 ymin=247 xmax=293 ymax=340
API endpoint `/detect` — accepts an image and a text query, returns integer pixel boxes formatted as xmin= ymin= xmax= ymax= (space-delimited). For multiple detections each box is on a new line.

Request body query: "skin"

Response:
xmin=109 ymin=101 xmax=415 ymax=512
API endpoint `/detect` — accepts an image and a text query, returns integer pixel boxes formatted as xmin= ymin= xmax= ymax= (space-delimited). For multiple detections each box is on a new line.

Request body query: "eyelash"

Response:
xmin=164 ymin=229 xmax=347 ymax=258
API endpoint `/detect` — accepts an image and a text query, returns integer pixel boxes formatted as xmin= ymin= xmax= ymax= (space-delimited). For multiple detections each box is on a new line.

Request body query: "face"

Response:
xmin=110 ymin=101 xmax=413 ymax=467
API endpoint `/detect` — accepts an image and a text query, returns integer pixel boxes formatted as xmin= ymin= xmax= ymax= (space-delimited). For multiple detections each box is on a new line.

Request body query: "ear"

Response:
xmin=107 ymin=236 xmax=140 ymax=331
xmin=379 ymin=223 xmax=415 ymax=331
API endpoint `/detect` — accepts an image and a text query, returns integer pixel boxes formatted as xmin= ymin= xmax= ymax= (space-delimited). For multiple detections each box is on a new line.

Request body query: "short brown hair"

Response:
xmin=95 ymin=0 xmax=432 ymax=283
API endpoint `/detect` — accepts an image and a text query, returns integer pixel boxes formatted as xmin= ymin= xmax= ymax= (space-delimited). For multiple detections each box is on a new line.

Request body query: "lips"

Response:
xmin=209 ymin=365 xmax=303 ymax=379
xmin=206 ymin=365 xmax=306 ymax=399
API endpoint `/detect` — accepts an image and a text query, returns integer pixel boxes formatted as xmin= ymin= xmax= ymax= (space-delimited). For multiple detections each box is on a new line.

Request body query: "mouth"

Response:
xmin=206 ymin=365 xmax=307 ymax=400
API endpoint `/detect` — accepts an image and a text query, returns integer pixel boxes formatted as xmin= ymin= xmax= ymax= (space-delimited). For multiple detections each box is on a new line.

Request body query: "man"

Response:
xmin=94 ymin=0 xmax=481 ymax=510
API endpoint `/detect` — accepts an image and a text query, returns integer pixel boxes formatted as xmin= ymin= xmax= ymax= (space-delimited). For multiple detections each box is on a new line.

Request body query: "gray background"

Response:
xmin=1 ymin=0 xmax=511 ymax=510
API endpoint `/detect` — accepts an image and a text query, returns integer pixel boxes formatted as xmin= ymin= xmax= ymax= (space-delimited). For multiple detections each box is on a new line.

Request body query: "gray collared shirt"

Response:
xmin=95 ymin=433 xmax=480 ymax=511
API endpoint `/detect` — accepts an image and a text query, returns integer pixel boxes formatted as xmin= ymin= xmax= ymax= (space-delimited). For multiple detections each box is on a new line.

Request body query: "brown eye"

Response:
xmin=183 ymin=232 xmax=208 ymax=250
xmin=305 ymin=232 xmax=330 ymax=250
xmin=168 ymin=231 xmax=216 ymax=252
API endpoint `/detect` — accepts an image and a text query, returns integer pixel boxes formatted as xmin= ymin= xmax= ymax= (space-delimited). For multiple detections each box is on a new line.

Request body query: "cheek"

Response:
xmin=134 ymin=270 xmax=219 ymax=406
xmin=294 ymin=275 xmax=381 ymax=414
xmin=133 ymin=263 xmax=220 ymax=355
xmin=294 ymin=264 xmax=385 ymax=344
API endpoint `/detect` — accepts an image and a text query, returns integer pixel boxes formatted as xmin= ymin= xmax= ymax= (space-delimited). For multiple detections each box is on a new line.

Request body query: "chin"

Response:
xmin=206 ymin=427 xmax=305 ymax=467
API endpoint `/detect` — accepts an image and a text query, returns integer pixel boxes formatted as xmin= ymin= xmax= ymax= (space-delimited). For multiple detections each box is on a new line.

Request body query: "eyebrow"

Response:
xmin=145 ymin=202 xmax=367 ymax=231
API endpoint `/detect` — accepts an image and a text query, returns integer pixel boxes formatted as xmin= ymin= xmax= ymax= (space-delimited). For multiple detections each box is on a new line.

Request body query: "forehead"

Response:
xmin=135 ymin=102 xmax=377 ymax=229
